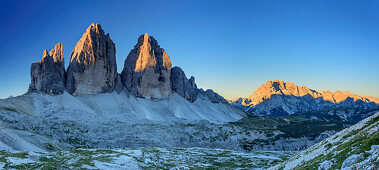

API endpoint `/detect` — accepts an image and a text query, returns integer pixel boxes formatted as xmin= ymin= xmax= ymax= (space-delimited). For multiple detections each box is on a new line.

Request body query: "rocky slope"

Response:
xmin=230 ymin=80 xmax=379 ymax=121
xmin=274 ymin=111 xmax=379 ymax=169
xmin=0 ymin=147 xmax=295 ymax=169
xmin=0 ymin=92 xmax=352 ymax=152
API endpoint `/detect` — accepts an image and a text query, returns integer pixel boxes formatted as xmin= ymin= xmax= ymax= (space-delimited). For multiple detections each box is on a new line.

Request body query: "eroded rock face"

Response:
xmin=121 ymin=33 xmax=172 ymax=99
xmin=170 ymin=66 xmax=198 ymax=102
xmin=66 ymin=23 xmax=118 ymax=95
xmin=28 ymin=43 xmax=65 ymax=95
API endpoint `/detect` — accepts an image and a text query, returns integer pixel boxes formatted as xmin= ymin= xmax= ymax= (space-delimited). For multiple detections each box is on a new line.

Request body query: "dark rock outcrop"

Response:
xmin=170 ymin=66 xmax=198 ymax=102
xmin=199 ymin=89 xmax=228 ymax=103
xmin=66 ymin=23 xmax=118 ymax=95
xmin=28 ymin=43 xmax=65 ymax=95
xmin=121 ymin=33 xmax=172 ymax=99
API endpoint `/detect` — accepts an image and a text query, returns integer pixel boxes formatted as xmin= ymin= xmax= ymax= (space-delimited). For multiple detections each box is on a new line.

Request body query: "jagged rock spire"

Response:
xmin=121 ymin=33 xmax=172 ymax=99
xmin=28 ymin=43 xmax=65 ymax=94
xmin=66 ymin=23 xmax=118 ymax=95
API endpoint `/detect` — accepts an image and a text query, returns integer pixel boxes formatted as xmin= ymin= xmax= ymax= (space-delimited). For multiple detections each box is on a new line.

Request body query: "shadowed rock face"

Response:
xmin=28 ymin=43 xmax=65 ymax=95
xmin=121 ymin=33 xmax=172 ymax=99
xmin=170 ymin=67 xmax=198 ymax=102
xmin=199 ymin=89 xmax=228 ymax=103
xmin=66 ymin=23 xmax=117 ymax=95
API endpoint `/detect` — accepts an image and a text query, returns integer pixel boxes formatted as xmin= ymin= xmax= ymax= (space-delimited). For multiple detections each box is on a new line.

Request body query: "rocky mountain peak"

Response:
xmin=69 ymin=23 xmax=111 ymax=65
xmin=128 ymin=33 xmax=172 ymax=72
xmin=248 ymin=80 xmax=319 ymax=105
xmin=42 ymin=49 xmax=49 ymax=59
xmin=29 ymin=43 xmax=65 ymax=95
xmin=66 ymin=23 xmax=118 ymax=95
xmin=48 ymin=43 xmax=64 ymax=63
xmin=40 ymin=43 xmax=64 ymax=63
xmin=121 ymin=33 xmax=172 ymax=99
xmin=86 ymin=23 xmax=104 ymax=35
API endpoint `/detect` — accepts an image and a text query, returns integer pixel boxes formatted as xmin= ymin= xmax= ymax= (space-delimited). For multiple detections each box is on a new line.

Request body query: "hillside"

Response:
xmin=274 ymin=112 xmax=379 ymax=169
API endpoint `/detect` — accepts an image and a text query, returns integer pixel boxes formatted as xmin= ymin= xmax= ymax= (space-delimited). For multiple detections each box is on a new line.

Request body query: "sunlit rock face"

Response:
xmin=246 ymin=80 xmax=379 ymax=106
xmin=121 ymin=33 xmax=172 ymax=99
xmin=66 ymin=23 xmax=117 ymax=95
xmin=170 ymin=66 xmax=198 ymax=102
xmin=248 ymin=80 xmax=320 ymax=105
xmin=230 ymin=80 xmax=379 ymax=117
xmin=28 ymin=43 xmax=65 ymax=95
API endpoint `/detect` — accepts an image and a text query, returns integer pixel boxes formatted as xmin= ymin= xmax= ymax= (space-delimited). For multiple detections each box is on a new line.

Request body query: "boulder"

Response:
xmin=170 ymin=66 xmax=198 ymax=102
xmin=121 ymin=33 xmax=172 ymax=99
xmin=66 ymin=23 xmax=118 ymax=95
xmin=28 ymin=43 xmax=65 ymax=95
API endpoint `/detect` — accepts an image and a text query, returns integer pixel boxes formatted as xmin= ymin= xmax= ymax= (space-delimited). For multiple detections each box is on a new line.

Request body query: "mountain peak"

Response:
xmin=121 ymin=33 xmax=172 ymax=99
xmin=42 ymin=49 xmax=49 ymax=59
xmin=49 ymin=43 xmax=64 ymax=63
xmin=66 ymin=23 xmax=117 ymax=95
xmin=86 ymin=23 xmax=103 ymax=35
xmin=39 ymin=43 xmax=64 ymax=64
xmin=29 ymin=43 xmax=65 ymax=94
xmin=248 ymin=80 xmax=319 ymax=105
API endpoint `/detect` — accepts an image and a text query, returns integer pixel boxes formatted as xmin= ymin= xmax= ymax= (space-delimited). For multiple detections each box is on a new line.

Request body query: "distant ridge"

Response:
xmin=230 ymin=80 xmax=379 ymax=121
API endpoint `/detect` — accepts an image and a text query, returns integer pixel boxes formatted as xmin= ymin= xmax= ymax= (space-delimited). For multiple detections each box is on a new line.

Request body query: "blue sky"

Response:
xmin=0 ymin=0 xmax=378 ymax=99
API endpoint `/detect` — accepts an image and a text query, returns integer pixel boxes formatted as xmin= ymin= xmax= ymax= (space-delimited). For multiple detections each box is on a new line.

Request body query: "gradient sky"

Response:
xmin=0 ymin=0 xmax=378 ymax=99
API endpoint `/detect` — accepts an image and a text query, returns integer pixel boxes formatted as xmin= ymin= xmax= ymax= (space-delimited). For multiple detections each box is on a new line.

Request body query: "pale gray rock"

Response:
xmin=170 ymin=66 xmax=197 ymax=102
xmin=28 ymin=43 xmax=65 ymax=95
xmin=121 ymin=33 xmax=172 ymax=99
xmin=199 ymin=89 xmax=228 ymax=103
xmin=66 ymin=23 xmax=118 ymax=95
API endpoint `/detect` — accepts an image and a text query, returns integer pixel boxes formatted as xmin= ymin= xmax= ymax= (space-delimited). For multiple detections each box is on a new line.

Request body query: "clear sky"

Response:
xmin=0 ymin=0 xmax=378 ymax=99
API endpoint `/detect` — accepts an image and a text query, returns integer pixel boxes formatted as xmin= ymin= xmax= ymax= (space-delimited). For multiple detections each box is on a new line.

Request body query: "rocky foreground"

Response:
xmin=0 ymin=147 xmax=294 ymax=169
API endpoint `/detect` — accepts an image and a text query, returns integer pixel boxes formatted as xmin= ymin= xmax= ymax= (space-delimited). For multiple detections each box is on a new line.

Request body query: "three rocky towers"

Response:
xmin=28 ymin=23 xmax=226 ymax=103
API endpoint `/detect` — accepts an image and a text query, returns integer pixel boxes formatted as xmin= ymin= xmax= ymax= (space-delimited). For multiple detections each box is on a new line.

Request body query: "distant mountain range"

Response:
xmin=230 ymin=80 xmax=379 ymax=122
